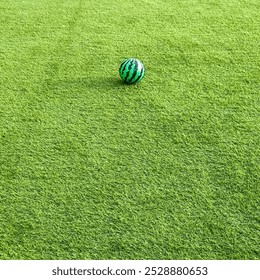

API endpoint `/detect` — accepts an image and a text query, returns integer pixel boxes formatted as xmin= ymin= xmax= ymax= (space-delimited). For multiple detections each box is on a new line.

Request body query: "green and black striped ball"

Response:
xmin=119 ymin=58 xmax=145 ymax=84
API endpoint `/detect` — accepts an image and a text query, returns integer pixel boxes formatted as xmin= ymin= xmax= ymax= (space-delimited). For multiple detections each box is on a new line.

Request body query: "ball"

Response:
xmin=119 ymin=58 xmax=145 ymax=84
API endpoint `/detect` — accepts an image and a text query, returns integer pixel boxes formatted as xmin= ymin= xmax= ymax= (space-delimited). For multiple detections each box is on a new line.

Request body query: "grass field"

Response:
xmin=0 ymin=0 xmax=259 ymax=260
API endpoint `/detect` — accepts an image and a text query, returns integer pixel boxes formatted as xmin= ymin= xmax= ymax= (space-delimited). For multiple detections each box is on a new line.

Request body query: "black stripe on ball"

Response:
xmin=128 ymin=59 xmax=139 ymax=83
xmin=119 ymin=59 xmax=130 ymax=76
xmin=134 ymin=67 xmax=144 ymax=83
xmin=125 ymin=59 xmax=135 ymax=81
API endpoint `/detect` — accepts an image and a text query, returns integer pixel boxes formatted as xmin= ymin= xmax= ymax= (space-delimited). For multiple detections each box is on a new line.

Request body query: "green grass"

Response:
xmin=0 ymin=0 xmax=259 ymax=259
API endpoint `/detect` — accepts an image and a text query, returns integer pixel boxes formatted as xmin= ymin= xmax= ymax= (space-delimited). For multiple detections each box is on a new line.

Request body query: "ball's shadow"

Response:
xmin=97 ymin=77 xmax=128 ymax=89
xmin=51 ymin=76 xmax=130 ymax=91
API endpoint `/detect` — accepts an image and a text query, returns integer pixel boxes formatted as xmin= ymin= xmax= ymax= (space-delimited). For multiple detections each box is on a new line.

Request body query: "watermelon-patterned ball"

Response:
xmin=119 ymin=58 xmax=145 ymax=84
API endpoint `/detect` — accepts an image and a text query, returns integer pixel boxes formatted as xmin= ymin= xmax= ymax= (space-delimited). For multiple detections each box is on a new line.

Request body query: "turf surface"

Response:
xmin=0 ymin=0 xmax=259 ymax=259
